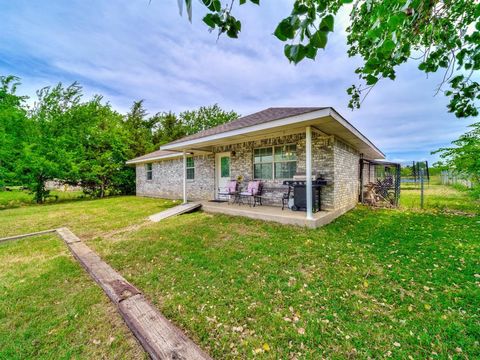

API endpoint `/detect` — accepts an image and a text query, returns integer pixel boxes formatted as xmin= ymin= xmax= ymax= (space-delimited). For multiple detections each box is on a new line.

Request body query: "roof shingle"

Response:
xmin=166 ymin=107 xmax=326 ymax=145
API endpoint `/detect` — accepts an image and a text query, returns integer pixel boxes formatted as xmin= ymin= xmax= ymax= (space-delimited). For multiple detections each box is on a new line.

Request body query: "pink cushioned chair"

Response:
xmin=218 ymin=180 xmax=238 ymax=203
xmin=239 ymin=181 xmax=263 ymax=207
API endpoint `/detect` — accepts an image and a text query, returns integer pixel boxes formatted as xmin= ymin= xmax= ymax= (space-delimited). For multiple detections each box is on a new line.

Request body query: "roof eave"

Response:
xmin=160 ymin=107 xmax=385 ymax=160
xmin=125 ymin=153 xmax=183 ymax=165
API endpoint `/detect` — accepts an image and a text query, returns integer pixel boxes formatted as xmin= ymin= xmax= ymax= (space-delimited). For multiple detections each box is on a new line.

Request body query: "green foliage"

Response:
xmin=0 ymin=76 xmax=29 ymax=188
xmin=180 ymin=104 xmax=238 ymax=135
xmin=433 ymin=122 xmax=480 ymax=185
xmin=0 ymin=75 xmax=238 ymax=202
xmin=18 ymin=82 xmax=83 ymax=203
xmin=73 ymin=98 xmax=134 ymax=198
xmin=124 ymin=100 xmax=156 ymax=157
xmin=152 ymin=104 xmax=239 ymax=145
xmin=180 ymin=0 xmax=480 ymax=118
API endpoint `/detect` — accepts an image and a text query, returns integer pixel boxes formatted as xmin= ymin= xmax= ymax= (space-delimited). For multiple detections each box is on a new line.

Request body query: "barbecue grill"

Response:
xmin=283 ymin=174 xmax=327 ymax=212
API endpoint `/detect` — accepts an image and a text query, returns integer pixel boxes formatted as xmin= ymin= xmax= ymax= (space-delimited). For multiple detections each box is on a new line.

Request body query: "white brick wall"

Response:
xmin=135 ymin=134 xmax=361 ymax=211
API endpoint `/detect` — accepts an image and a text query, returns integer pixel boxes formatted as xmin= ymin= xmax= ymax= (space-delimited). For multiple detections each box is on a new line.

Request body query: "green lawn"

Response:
xmin=400 ymin=182 xmax=479 ymax=214
xmin=0 ymin=234 xmax=145 ymax=359
xmin=0 ymin=186 xmax=479 ymax=359
xmin=0 ymin=189 xmax=84 ymax=210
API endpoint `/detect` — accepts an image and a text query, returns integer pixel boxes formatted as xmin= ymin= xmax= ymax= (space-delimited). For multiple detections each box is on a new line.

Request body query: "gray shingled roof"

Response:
xmin=126 ymin=149 xmax=181 ymax=164
xmin=166 ymin=107 xmax=326 ymax=145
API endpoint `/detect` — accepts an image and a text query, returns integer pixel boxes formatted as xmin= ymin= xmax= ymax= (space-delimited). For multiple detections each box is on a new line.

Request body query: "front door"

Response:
xmin=215 ymin=152 xmax=231 ymax=199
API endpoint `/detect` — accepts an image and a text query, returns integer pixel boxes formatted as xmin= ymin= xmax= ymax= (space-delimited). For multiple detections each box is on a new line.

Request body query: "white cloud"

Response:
xmin=0 ymin=0 xmax=474 ymax=162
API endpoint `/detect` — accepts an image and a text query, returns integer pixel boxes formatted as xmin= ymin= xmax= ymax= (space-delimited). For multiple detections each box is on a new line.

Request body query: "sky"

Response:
xmin=0 ymin=0 xmax=476 ymax=163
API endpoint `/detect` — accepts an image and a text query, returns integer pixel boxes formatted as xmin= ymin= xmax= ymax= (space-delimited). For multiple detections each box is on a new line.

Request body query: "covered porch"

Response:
xmin=199 ymin=200 xmax=347 ymax=228
xmin=160 ymin=107 xmax=385 ymax=226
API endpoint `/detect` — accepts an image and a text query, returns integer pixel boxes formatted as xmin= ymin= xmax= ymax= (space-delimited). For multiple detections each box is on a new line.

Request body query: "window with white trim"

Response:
xmin=186 ymin=157 xmax=195 ymax=180
xmin=253 ymin=144 xmax=297 ymax=179
xmin=146 ymin=163 xmax=153 ymax=180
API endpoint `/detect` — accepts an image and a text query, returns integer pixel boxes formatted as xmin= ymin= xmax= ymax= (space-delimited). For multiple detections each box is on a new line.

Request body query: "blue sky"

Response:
xmin=0 ymin=0 xmax=475 ymax=162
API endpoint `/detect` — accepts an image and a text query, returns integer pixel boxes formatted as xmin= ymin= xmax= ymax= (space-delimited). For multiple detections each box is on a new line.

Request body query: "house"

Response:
xmin=126 ymin=107 xmax=386 ymax=227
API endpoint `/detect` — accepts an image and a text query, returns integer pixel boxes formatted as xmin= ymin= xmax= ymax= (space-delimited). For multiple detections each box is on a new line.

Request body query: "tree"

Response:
xmin=152 ymin=111 xmax=186 ymax=145
xmin=152 ymin=104 xmax=239 ymax=145
xmin=72 ymin=97 xmax=134 ymax=198
xmin=432 ymin=122 xmax=480 ymax=185
xmin=179 ymin=0 xmax=480 ymax=118
xmin=180 ymin=104 xmax=238 ymax=134
xmin=0 ymin=76 xmax=29 ymax=188
xmin=124 ymin=100 xmax=155 ymax=157
xmin=17 ymin=83 xmax=83 ymax=203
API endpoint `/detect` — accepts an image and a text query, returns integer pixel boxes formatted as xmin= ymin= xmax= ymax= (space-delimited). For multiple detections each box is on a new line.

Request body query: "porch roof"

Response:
xmin=126 ymin=150 xmax=182 ymax=165
xmin=160 ymin=107 xmax=385 ymax=159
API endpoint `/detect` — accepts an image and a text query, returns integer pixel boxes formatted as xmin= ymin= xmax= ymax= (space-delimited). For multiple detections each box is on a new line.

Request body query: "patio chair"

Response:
xmin=239 ymin=181 xmax=263 ymax=207
xmin=217 ymin=180 xmax=238 ymax=203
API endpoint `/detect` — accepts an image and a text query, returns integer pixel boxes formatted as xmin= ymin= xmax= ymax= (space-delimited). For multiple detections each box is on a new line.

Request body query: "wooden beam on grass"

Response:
xmin=56 ymin=227 xmax=211 ymax=360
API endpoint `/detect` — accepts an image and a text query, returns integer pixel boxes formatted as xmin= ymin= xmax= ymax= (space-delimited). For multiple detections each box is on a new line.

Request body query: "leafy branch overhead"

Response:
xmin=179 ymin=0 xmax=480 ymax=118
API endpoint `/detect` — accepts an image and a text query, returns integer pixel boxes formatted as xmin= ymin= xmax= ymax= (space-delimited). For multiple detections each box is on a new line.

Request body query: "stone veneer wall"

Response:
xmin=135 ymin=133 xmax=361 ymax=211
xmin=213 ymin=132 xmax=335 ymax=209
xmin=136 ymin=155 xmax=214 ymax=200
xmin=333 ymin=139 xmax=360 ymax=210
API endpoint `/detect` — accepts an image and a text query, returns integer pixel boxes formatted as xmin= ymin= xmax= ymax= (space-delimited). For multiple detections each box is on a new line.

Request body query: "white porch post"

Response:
xmin=305 ymin=126 xmax=313 ymax=220
xmin=182 ymin=150 xmax=187 ymax=204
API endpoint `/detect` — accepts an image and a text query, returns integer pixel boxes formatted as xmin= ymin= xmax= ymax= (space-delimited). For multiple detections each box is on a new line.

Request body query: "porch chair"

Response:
xmin=217 ymin=180 xmax=238 ymax=203
xmin=239 ymin=180 xmax=263 ymax=207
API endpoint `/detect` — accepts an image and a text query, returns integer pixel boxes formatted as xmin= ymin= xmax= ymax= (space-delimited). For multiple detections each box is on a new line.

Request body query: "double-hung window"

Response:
xmin=186 ymin=157 xmax=195 ymax=180
xmin=253 ymin=144 xmax=297 ymax=179
xmin=146 ymin=163 xmax=153 ymax=180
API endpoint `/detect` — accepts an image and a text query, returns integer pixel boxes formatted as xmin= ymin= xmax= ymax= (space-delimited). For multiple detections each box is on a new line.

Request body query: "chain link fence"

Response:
xmin=440 ymin=171 xmax=473 ymax=188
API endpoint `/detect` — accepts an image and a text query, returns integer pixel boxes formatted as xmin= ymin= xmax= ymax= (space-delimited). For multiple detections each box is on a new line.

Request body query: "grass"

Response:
xmin=0 ymin=186 xmax=479 ymax=358
xmin=0 ymin=195 xmax=178 ymax=239
xmin=0 ymin=234 xmax=146 ymax=359
xmin=0 ymin=189 xmax=84 ymax=210
xmin=400 ymin=182 xmax=479 ymax=214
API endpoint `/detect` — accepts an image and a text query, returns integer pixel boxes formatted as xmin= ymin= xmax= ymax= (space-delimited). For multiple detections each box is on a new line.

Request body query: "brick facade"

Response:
xmin=135 ymin=132 xmax=361 ymax=211
xmin=136 ymin=155 xmax=215 ymax=200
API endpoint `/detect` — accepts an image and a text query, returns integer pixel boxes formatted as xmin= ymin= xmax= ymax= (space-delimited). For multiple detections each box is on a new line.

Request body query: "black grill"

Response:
xmin=283 ymin=177 xmax=327 ymax=212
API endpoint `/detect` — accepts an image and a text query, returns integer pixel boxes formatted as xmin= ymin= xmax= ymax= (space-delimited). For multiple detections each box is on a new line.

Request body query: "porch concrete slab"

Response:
xmin=200 ymin=201 xmax=354 ymax=228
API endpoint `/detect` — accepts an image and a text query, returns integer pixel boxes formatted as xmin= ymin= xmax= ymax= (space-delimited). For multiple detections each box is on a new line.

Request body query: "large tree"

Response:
xmin=0 ymin=76 xmax=29 ymax=188
xmin=17 ymin=82 xmax=83 ymax=203
xmin=152 ymin=104 xmax=239 ymax=145
xmin=179 ymin=0 xmax=480 ymax=118
xmin=433 ymin=122 xmax=480 ymax=185
xmin=72 ymin=97 xmax=134 ymax=198
xmin=124 ymin=100 xmax=156 ymax=157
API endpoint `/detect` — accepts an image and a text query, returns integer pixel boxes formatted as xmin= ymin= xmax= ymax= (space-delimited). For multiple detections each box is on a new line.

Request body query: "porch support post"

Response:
xmin=182 ymin=150 xmax=187 ymax=204
xmin=305 ymin=126 xmax=313 ymax=220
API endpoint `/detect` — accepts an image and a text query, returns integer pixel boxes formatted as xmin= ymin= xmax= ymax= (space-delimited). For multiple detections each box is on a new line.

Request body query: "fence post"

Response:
xmin=420 ymin=168 xmax=424 ymax=209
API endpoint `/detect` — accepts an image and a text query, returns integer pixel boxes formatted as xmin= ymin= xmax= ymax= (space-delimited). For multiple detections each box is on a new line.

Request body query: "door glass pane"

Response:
xmin=221 ymin=157 xmax=230 ymax=177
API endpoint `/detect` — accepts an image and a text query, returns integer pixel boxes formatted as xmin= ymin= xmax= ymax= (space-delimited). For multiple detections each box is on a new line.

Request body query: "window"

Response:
xmin=186 ymin=157 xmax=195 ymax=180
xmin=254 ymin=147 xmax=273 ymax=179
xmin=274 ymin=144 xmax=297 ymax=179
xmin=253 ymin=145 xmax=297 ymax=179
xmin=146 ymin=163 xmax=153 ymax=180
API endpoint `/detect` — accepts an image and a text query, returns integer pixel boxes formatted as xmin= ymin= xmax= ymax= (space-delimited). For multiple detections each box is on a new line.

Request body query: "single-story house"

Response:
xmin=127 ymin=107 xmax=386 ymax=227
